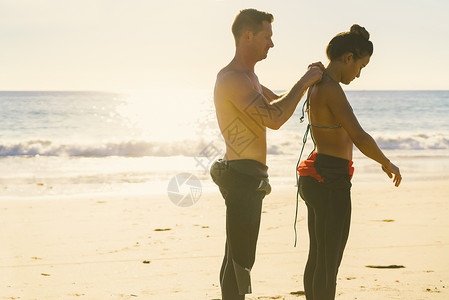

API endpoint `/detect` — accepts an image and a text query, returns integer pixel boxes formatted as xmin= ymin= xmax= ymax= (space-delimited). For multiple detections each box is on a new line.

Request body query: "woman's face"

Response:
xmin=341 ymin=54 xmax=370 ymax=85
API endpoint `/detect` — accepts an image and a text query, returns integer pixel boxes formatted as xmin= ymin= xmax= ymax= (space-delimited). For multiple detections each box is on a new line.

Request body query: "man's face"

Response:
xmin=251 ymin=21 xmax=274 ymax=60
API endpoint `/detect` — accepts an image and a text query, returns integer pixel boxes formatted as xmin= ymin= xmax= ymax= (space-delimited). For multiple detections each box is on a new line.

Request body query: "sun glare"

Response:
xmin=115 ymin=89 xmax=213 ymax=143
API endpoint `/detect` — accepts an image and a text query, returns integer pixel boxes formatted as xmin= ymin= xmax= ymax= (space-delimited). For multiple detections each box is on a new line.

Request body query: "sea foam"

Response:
xmin=1 ymin=133 xmax=448 ymax=158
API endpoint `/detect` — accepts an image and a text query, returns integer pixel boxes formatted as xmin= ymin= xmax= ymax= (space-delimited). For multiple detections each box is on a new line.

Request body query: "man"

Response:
xmin=210 ymin=8 xmax=324 ymax=299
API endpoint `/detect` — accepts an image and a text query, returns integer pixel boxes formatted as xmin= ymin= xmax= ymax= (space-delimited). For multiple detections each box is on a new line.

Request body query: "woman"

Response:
xmin=297 ymin=25 xmax=402 ymax=300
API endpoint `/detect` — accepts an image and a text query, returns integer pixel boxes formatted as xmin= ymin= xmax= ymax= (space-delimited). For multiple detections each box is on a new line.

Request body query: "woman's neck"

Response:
xmin=325 ymin=62 xmax=343 ymax=83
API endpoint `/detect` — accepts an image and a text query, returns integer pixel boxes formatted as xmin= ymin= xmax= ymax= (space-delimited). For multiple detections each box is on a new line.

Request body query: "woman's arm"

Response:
xmin=325 ymin=85 xmax=402 ymax=186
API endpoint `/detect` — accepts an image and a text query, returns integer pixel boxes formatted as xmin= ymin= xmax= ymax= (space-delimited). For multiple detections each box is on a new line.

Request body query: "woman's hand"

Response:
xmin=381 ymin=162 xmax=402 ymax=187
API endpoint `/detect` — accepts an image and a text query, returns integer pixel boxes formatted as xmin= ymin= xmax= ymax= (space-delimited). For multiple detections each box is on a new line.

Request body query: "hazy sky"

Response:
xmin=1 ymin=0 xmax=448 ymax=91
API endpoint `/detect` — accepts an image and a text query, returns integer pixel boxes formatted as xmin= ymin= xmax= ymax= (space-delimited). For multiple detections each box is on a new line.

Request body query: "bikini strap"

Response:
xmin=324 ymin=71 xmax=337 ymax=82
xmin=295 ymin=87 xmax=317 ymax=247
xmin=310 ymin=123 xmax=342 ymax=129
xmin=299 ymin=86 xmax=311 ymax=124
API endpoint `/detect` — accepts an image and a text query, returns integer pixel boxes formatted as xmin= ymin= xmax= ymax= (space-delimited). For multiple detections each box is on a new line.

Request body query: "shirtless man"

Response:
xmin=209 ymin=9 xmax=324 ymax=299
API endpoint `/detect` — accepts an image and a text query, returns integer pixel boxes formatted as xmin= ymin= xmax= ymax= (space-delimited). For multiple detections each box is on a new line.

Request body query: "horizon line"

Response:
xmin=1 ymin=89 xmax=449 ymax=93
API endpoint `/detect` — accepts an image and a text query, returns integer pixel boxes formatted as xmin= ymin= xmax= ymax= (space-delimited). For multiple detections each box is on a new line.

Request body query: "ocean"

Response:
xmin=1 ymin=90 xmax=448 ymax=199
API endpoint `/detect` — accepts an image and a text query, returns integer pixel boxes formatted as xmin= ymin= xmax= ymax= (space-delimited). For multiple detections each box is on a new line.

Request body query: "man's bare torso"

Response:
xmin=214 ymin=65 xmax=269 ymax=164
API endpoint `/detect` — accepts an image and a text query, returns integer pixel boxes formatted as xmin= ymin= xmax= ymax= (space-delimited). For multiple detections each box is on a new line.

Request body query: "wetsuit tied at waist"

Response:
xmin=298 ymin=152 xmax=354 ymax=183
xmin=210 ymin=159 xmax=271 ymax=195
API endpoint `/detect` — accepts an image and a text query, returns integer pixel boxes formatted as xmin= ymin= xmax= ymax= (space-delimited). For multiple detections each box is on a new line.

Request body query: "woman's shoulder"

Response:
xmin=313 ymin=78 xmax=345 ymax=101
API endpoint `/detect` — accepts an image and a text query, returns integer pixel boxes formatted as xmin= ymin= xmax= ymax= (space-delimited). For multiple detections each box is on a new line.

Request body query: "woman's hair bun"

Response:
xmin=326 ymin=24 xmax=373 ymax=61
xmin=350 ymin=24 xmax=370 ymax=40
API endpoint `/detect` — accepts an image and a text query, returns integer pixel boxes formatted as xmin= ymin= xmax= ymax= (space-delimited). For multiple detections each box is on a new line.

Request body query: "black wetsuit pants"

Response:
xmin=299 ymin=167 xmax=352 ymax=300
xmin=210 ymin=159 xmax=270 ymax=300
xmin=219 ymin=186 xmax=265 ymax=300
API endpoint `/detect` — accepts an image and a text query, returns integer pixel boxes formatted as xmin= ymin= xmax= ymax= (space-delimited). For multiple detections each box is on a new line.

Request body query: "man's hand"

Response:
xmin=301 ymin=61 xmax=325 ymax=87
xmin=308 ymin=62 xmax=325 ymax=71
xmin=382 ymin=162 xmax=402 ymax=187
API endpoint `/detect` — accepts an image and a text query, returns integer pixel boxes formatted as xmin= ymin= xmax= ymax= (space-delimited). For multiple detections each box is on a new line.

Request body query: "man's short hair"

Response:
xmin=231 ymin=9 xmax=274 ymax=45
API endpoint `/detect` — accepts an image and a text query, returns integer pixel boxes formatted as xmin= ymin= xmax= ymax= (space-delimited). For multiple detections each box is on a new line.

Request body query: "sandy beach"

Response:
xmin=1 ymin=159 xmax=448 ymax=300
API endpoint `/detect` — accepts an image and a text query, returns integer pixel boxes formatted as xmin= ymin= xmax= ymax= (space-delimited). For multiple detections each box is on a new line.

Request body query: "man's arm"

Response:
xmin=267 ymin=67 xmax=322 ymax=128
xmin=261 ymin=85 xmax=282 ymax=103
xmin=217 ymin=65 xmax=324 ymax=130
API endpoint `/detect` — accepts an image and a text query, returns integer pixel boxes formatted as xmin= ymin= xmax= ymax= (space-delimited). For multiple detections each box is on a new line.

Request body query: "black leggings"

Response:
xmin=210 ymin=159 xmax=269 ymax=299
xmin=219 ymin=187 xmax=265 ymax=300
xmin=299 ymin=156 xmax=352 ymax=300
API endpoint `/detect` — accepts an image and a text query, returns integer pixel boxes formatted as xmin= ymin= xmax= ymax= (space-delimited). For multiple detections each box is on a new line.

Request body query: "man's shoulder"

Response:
xmin=217 ymin=68 xmax=250 ymax=84
xmin=215 ymin=68 xmax=253 ymax=95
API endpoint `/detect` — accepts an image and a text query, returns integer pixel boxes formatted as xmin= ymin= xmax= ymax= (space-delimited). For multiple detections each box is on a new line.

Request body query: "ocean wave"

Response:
xmin=0 ymin=134 xmax=448 ymax=157
xmin=375 ymin=134 xmax=449 ymax=150
xmin=0 ymin=140 xmax=202 ymax=157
